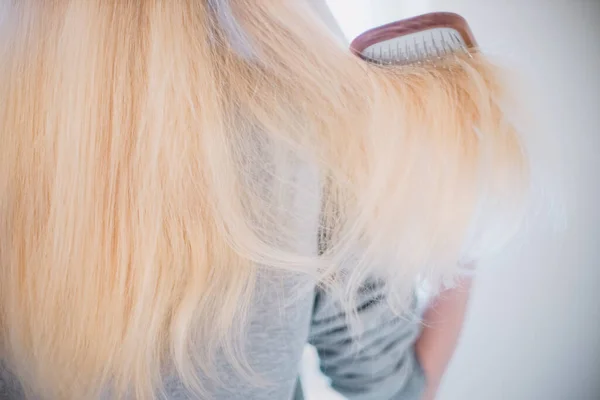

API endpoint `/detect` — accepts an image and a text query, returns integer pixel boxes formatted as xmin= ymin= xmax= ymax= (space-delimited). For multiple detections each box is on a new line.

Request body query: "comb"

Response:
xmin=350 ymin=12 xmax=477 ymax=66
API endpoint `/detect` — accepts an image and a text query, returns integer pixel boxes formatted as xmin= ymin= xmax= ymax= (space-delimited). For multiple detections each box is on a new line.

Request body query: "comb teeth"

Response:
xmin=361 ymin=27 xmax=472 ymax=66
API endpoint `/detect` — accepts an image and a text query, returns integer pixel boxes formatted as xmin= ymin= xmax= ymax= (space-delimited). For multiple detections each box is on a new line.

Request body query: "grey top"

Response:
xmin=161 ymin=272 xmax=427 ymax=400
xmin=0 ymin=276 xmax=426 ymax=400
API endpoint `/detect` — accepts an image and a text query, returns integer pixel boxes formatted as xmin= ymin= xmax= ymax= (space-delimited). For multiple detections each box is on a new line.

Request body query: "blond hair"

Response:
xmin=0 ymin=1 xmax=528 ymax=398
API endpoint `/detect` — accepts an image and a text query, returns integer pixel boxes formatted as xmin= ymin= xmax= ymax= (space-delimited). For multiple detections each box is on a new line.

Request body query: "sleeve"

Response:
xmin=308 ymin=279 xmax=427 ymax=400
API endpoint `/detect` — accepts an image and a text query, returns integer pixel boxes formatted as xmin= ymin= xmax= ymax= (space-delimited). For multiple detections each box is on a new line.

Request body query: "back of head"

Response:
xmin=0 ymin=1 xmax=528 ymax=398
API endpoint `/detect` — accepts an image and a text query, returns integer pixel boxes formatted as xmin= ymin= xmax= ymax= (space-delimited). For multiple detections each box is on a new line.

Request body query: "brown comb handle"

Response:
xmin=350 ymin=12 xmax=477 ymax=57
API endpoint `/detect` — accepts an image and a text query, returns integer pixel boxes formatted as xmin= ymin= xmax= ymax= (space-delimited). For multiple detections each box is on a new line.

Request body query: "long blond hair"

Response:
xmin=0 ymin=0 xmax=528 ymax=398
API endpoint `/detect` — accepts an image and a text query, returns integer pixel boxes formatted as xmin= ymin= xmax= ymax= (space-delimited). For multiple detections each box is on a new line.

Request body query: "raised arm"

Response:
xmin=416 ymin=277 xmax=473 ymax=399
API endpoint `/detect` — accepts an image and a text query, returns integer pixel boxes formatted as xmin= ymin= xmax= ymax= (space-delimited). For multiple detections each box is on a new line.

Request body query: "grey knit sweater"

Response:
xmin=0 ymin=275 xmax=425 ymax=400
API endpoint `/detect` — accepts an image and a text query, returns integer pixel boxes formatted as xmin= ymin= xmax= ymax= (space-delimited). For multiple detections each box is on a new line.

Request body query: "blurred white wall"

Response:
xmin=428 ymin=2 xmax=600 ymax=399
xmin=313 ymin=1 xmax=600 ymax=399
xmin=326 ymin=0 xmax=431 ymax=39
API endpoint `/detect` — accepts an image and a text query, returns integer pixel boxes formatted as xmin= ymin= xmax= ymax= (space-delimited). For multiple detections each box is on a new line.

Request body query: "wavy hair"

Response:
xmin=0 ymin=0 xmax=528 ymax=398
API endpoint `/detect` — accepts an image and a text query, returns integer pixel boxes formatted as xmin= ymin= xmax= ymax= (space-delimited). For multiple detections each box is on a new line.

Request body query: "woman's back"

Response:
xmin=1 ymin=162 xmax=426 ymax=399
xmin=0 ymin=1 xmax=527 ymax=399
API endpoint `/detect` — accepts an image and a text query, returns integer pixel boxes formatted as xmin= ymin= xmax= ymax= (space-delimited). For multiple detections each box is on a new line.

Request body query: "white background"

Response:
xmin=304 ymin=1 xmax=600 ymax=399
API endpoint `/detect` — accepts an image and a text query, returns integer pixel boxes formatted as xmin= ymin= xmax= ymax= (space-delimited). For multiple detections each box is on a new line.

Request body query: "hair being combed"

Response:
xmin=0 ymin=0 xmax=528 ymax=398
